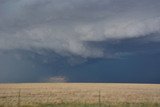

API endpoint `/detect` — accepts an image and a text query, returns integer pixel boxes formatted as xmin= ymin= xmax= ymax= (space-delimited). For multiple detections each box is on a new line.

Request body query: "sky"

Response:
xmin=0 ymin=0 xmax=160 ymax=83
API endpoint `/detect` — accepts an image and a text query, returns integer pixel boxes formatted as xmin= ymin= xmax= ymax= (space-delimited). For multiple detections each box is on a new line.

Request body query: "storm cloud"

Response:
xmin=0 ymin=0 xmax=160 ymax=83
xmin=0 ymin=0 xmax=160 ymax=57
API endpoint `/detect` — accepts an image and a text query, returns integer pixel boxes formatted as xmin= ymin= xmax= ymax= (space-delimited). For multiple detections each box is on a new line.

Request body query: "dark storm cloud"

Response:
xmin=0 ymin=0 xmax=160 ymax=83
xmin=0 ymin=50 xmax=72 ymax=82
xmin=0 ymin=0 xmax=160 ymax=57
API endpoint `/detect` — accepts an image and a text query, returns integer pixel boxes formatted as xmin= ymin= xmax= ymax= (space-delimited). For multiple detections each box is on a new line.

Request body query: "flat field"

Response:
xmin=0 ymin=83 xmax=160 ymax=107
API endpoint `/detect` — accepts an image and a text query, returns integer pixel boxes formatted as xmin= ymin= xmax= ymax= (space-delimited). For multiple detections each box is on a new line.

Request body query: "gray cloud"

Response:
xmin=44 ymin=76 xmax=68 ymax=83
xmin=0 ymin=0 xmax=160 ymax=58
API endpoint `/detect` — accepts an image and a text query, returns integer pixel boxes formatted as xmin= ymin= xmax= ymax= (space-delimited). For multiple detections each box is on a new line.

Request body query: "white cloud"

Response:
xmin=0 ymin=0 xmax=160 ymax=58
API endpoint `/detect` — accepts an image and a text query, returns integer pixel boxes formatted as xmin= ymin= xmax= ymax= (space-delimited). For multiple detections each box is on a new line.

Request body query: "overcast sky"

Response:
xmin=0 ymin=0 xmax=160 ymax=83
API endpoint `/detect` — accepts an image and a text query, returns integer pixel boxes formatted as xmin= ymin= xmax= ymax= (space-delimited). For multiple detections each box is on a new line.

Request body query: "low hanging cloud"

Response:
xmin=44 ymin=76 xmax=68 ymax=83
xmin=0 ymin=0 xmax=160 ymax=58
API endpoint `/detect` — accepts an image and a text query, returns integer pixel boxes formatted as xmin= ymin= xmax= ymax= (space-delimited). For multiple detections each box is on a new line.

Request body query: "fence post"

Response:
xmin=18 ymin=89 xmax=21 ymax=107
xmin=98 ymin=90 xmax=101 ymax=107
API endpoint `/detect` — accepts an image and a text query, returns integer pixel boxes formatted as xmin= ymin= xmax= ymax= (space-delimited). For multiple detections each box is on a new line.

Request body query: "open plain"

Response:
xmin=0 ymin=83 xmax=160 ymax=107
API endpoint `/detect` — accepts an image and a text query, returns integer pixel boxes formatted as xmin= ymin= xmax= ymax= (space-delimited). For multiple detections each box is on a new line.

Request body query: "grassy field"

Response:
xmin=0 ymin=83 xmax=160 ymax=107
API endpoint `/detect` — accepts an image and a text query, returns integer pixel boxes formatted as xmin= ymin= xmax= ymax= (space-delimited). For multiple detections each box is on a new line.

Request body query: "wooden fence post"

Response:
xmin=99 ymin=90 xmax=101 ymax=107
xmin=18 ymin=89 xmax=21 ymax=107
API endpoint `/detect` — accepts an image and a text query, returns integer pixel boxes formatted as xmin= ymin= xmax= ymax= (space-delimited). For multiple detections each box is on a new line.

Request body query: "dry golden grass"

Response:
xmin=0 ymin=83 xmax=160 ymax=106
